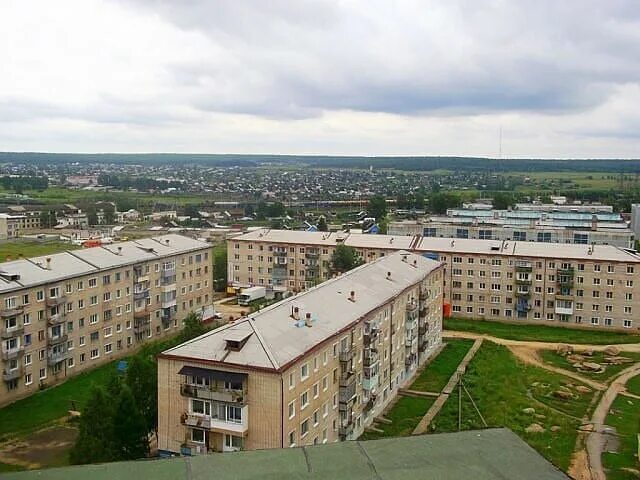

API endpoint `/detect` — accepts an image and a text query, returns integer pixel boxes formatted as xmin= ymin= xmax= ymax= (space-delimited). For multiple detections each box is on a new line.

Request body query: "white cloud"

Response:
xmin=0 ymin=0 xmax=639 ymax=157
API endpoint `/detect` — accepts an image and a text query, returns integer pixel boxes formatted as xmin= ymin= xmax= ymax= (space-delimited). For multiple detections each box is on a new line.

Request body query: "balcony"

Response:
xmin=2 ymin=366 xmax=22 ymax=382
xmin=1 ymin=326 xmax=24 ymax=339
xmin=419 ymin=291 xmax=429 ymax=301
xmin=557 ymin=267 xmax=575 ymax=276
xmin=305 ymin=249 xmax=320 ymax=259
xmin=555 ymin=304 xmax=574 ymax=315
xmin=516 ymin=303 xmax=531 ymax=313
xmin=182 ymin=408 xmax=249 ymax=435
xmin=339 ymin=347 xmax=355 ymax=363
xmin=133 ymin=267 xmax=149 ymax=283
xmin=363 ymin=327 xmax=379 ymax=345
xmin=47 ymin=350 xmax=69 ymax=366
xmin=47 ymin=312 xmax=66 ymax=326
xmin=133 ymin=289 xmax=150 ymax=301
xmin=515 ymin=278 xmax=532 ymax=286
xmin=0 ymin=306 xmax=23 ymax=318
xmin=515 ymin=290 xmax=531 ymax=299
xmin=363 ymin=394 xmax=377 ymax=411
xmin=161 ymin=273 xmax=177 ymax=286
xmin=339 ymin=419 xmax=354 ymax=438
xmin=556 ymin=276 xmax=574 ymax=288
xmin=133 ymin=318 xmax=150 ymax=333
xmin=362 ymin=374 xmax=378 ymax=391
xmin=406 ymin=301 xmax=419 ymax=314
xmin=273 ymin=264 xmax=287 ymax=280
xmin=274 ymin=249 xmax=287 ymax=257
xmin=1 ymin=347 xmax=24 ymax=361
xmin=405 ymin=353 xmax=417 ymax=367
xmin=418 ymin=325 xmax=428 ymax=335
xmin=161 ymin=297 xmax=177 ymax=309
xmin=180 ymin=384 xmax=246 ymax=404
xmin=48 ymin=333 xmax=68 ymax=345
xmin=46 ymin=296 xmax=67 ymax=307
xmin=182 ymin=413 xmax=212 ymax=430
xmin=515 ymin=262 xmax=532 ymax=273
xmin=363 ymin=350 xmax=378 ymax=367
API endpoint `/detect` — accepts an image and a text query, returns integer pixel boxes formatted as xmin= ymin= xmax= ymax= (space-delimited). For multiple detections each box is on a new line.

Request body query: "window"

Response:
xmin=90 ymin=348 xmax=99 ymax=359
xmin=88 ymin=278 xmax=97 ymax=288
xmin=300 ymin=391 xmax=309 ymax=410
xmin=288 ymin=401 xmax=295 ymax=419
xmin=301 ymin=419 xmax=309 ymax=437
xmin=623 ymin=319 xmax=632 ymax=328
xmin=191 ymin=399 xmax=211 ymax=416
xmin=300 ymin=363 xmax=309 ymax=381
xmin=289 ymin=373 xmax=295 ymax=389
xmin=289 ymin=431 xmax=296 ymax=447
xmin=191 ymin=429 xmax=205 ymax=443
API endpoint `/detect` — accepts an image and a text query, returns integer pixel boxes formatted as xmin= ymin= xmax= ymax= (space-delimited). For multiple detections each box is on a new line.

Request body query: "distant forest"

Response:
xmin=1 ymin=152 xmax=640 ymax=172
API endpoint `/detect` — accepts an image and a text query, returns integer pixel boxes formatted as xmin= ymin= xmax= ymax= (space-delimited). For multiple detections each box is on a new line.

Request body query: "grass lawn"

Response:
xmin=409 ymin=339 xmax=474 ymax=392
xmin=359 ymin=396 xmax=434 ymax=440
xmin=430 ymin=342 xmax=595 ymax=472
xmin=602 ymin=395 xmax=640 ymax=480
xmin=626 ymin=375 xmax=640 ymax=397
xmin=0 ymin=360 xmax=118 ymax=441
xmin=444 ymin=318 xmax=640 ymax=345
xmin=0 ymin=240 xmax=79 ymax=262
xmin=539 ymin=350 xmax=640 ymax=382
xmin=0 ymin=462 xmax=25 ymax=473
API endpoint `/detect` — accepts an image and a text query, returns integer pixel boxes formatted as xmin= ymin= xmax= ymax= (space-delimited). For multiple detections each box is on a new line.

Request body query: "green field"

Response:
xmin=430 ymin=342 xmax=595 ymax=471
xmin=0 ymin=240 xmax=79 ymax=262
xmin=602 ymin=395 xmax=640 ymax=480
xmin=359 ymin=396 xmax=434 ymax=440
xmin=409 ymin=339 xmax=474 ymax=392
xmin=539 ymin=350 xmax=640 ymax=382
xmin=0 ymin=360 xmax=119 ymax=441
xmin=626 ymin=375 xmax=640 ymax=397
xmin=444 ymin=318 xmax=640 ymax=345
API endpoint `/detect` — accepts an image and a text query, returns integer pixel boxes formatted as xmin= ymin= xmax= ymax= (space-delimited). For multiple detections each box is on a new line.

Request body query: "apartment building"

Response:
xmin=0 ymin=234 xmax=213 ymax=406
xmin=388 ymin=208 xmax=632 ymax=248
xmin=0 ymin=213 xmax=41 ymax=239
xmin=158 ymin=251 xmax=443 ymax=455
xmin=227 ymin=229 xmax=640 ymax=332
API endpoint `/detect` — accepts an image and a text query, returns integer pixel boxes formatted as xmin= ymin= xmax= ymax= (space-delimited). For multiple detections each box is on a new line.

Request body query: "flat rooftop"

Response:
xmin=163 ymin=251 xmax=440 ymax=370
xmin=232 ymin=228 xmax=640 ymax=263
xmin=0 ymin=234 xmax=210 ymax=293
xmin=1 ymin=429 xmax=568 ymax=480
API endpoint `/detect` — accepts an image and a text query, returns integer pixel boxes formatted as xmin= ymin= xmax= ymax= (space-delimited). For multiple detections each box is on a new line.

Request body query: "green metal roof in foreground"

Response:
xmin=2 ymin=429 xmax=568 ymax=480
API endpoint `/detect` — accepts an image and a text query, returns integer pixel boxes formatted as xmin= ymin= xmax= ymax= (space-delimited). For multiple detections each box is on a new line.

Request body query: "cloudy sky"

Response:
xmin=1 ymin=0 xmax=639 ymax=157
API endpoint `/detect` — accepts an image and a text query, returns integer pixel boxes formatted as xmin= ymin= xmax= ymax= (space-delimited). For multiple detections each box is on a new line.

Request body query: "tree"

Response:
xmin=126 ymin=355 xmax=158 ymax=434
xmin=331 ymin=244 xmax=363 ymax=273
xmin=70 ymin=387 xmax=116 ymax=464
xmin=367 ymin=195 xmax=387 ymax=221
xmin=429 ymin=192 xmax=460 ymax=214
xmin=87 ymin=206 xmax=98 ymax=226
xmin=103 ymin=203 xmax=116 ymax=224
xmin=213 ymin=247 xmax=227 ymax=291
xmin=492 ymin=192 xmax=514 ymax=210
xmin=113 ymin=385 xmax=150 ymax=460
xmin=180 ymin=311 xmax=207 ymax=342
xmin=317 ymin=215 xmax=328 ymax=232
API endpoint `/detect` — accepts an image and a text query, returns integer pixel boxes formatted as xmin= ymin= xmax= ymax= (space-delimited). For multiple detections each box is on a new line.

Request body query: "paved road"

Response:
xmin=584 ymin=363 xmax=640 ymax=480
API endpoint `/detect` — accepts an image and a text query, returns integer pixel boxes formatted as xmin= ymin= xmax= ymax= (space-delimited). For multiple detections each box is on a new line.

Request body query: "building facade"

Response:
xmin=227 ymin=229 xmax=640 ymax=332
xmin=0 ymin=234 xmax=213 ymax=406
xmin=0 ymin=213 xmax=41 ymax=240
xmin=158 ymin=251 xmax=443 ymax=455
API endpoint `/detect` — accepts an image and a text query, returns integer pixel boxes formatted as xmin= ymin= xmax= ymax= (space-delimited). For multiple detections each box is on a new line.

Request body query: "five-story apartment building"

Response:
xmin=158 ymin=251 xmax=443 ymax=455
xmin=0 ymin=234 xmax=213 ymax=406
xmin=227 ymin=229 xmax=640 ymax=332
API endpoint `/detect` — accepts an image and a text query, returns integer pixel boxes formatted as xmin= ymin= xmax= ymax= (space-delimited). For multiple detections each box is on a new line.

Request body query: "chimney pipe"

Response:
xmin=46 ymin=257 xmax=52 ymax=269
xmin=413 ymin=259 xmax=417 ymax=268
xmin=305 ymin=312 xmax=313 ymax=327
xmin=292 ymin=306 xmax=300 ymax=320
xmin=117 ymin=246 xmax=122 ymax=254
xmin=386 ymin=271 xmax=392 ymax=280
xmin=349 ymin=291 xmax=355 ymax=302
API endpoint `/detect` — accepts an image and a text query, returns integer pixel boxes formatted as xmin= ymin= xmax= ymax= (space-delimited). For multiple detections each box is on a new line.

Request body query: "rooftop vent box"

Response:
xmin=0 ymin=270 xmax=20 ymax=281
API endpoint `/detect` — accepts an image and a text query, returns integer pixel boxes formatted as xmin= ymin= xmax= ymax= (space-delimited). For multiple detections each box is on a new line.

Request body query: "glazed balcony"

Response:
xmin=180 ymin=384 xmax=246 ymax=404
xmin=1 ymin=325 xmax=24 ymax=339
xmin=47 ymin=349 xmax=69 ymax=366
xmin=2 ymin=365 xmax=22 ymax=382
xmin=1 ymin=346 xmax=24 ymax=361
xmin=339 ymin=346 xmax=356 ymax=363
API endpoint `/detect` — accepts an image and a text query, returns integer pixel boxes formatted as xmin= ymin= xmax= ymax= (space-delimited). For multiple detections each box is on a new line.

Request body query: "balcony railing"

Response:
xmin=515 ymin=262 xmax=533 ymax=272
xmin=181 ymin=384 xmax=246 ymax=404
xmin=48 ymin=333 xmax=68 ymax=345
xmin=46 ymin=296 xmax=67 ymax=307
xmin=339 ymin=347 xmax=355 ymax=363
xmin=1 ymin=326 xmax=24 ymax=339
xmin=1 ymin=346 xmax=24 ymax=361
xmin=47 ymin=312 xmax=66 ymax=326
xmin=274 ymin=250 xmax=287 ymax=257
xmin=133 ymin=289 xmax=150 ymax=301
xmin=557 ymin=267 xmax=575 ymax=276
xmin=2 ymin=366 xmax=22 ymax=382
xmin=0 ymin=306 xmax=23 ymax=318
xmin=47 ymin=350 xmax=69 ymax=366
xmin=406 ymin=301 xmax=418 ymax=313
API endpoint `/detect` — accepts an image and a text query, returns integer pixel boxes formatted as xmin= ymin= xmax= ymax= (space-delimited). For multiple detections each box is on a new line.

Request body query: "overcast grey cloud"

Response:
xmin=0 ymin=0 xmax=639 ymax=156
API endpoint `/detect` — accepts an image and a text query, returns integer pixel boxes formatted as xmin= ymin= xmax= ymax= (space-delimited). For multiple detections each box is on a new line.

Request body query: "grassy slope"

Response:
xmin=626 ymin=375 xmax=640 ymax=397
xmin=409 ymin=339 xmax=474 ymax=392
xmin=0 ymin=360 xmax=118 ymax=440
xmin=430 ymin=342 xmax=595 ymax=471
xmin=601 ymin=395 xmax=640 ymax=480
xmin=359 ymin=396 xmax=434 ymax=440
xmin=0 ymin=241 xmax=79 ymax=262
xmin=539 ymin=350 xmax=640 ymax=382
xmin=445 ymin=318 xmax=640 ymax=345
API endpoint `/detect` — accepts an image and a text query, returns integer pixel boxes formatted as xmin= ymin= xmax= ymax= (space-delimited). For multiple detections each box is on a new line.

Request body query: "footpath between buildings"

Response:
xmin=412 ymin=338 xmax=484 ymax=435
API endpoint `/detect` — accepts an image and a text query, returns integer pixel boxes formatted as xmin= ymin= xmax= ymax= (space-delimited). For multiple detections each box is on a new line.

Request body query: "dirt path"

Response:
xmin=583 ymin=364 xmax=640 ymax=480
xmin=444 ymin=330 xmax=640 ymax=353
xmin=508 ymin=345 xmax=606 ymax=391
